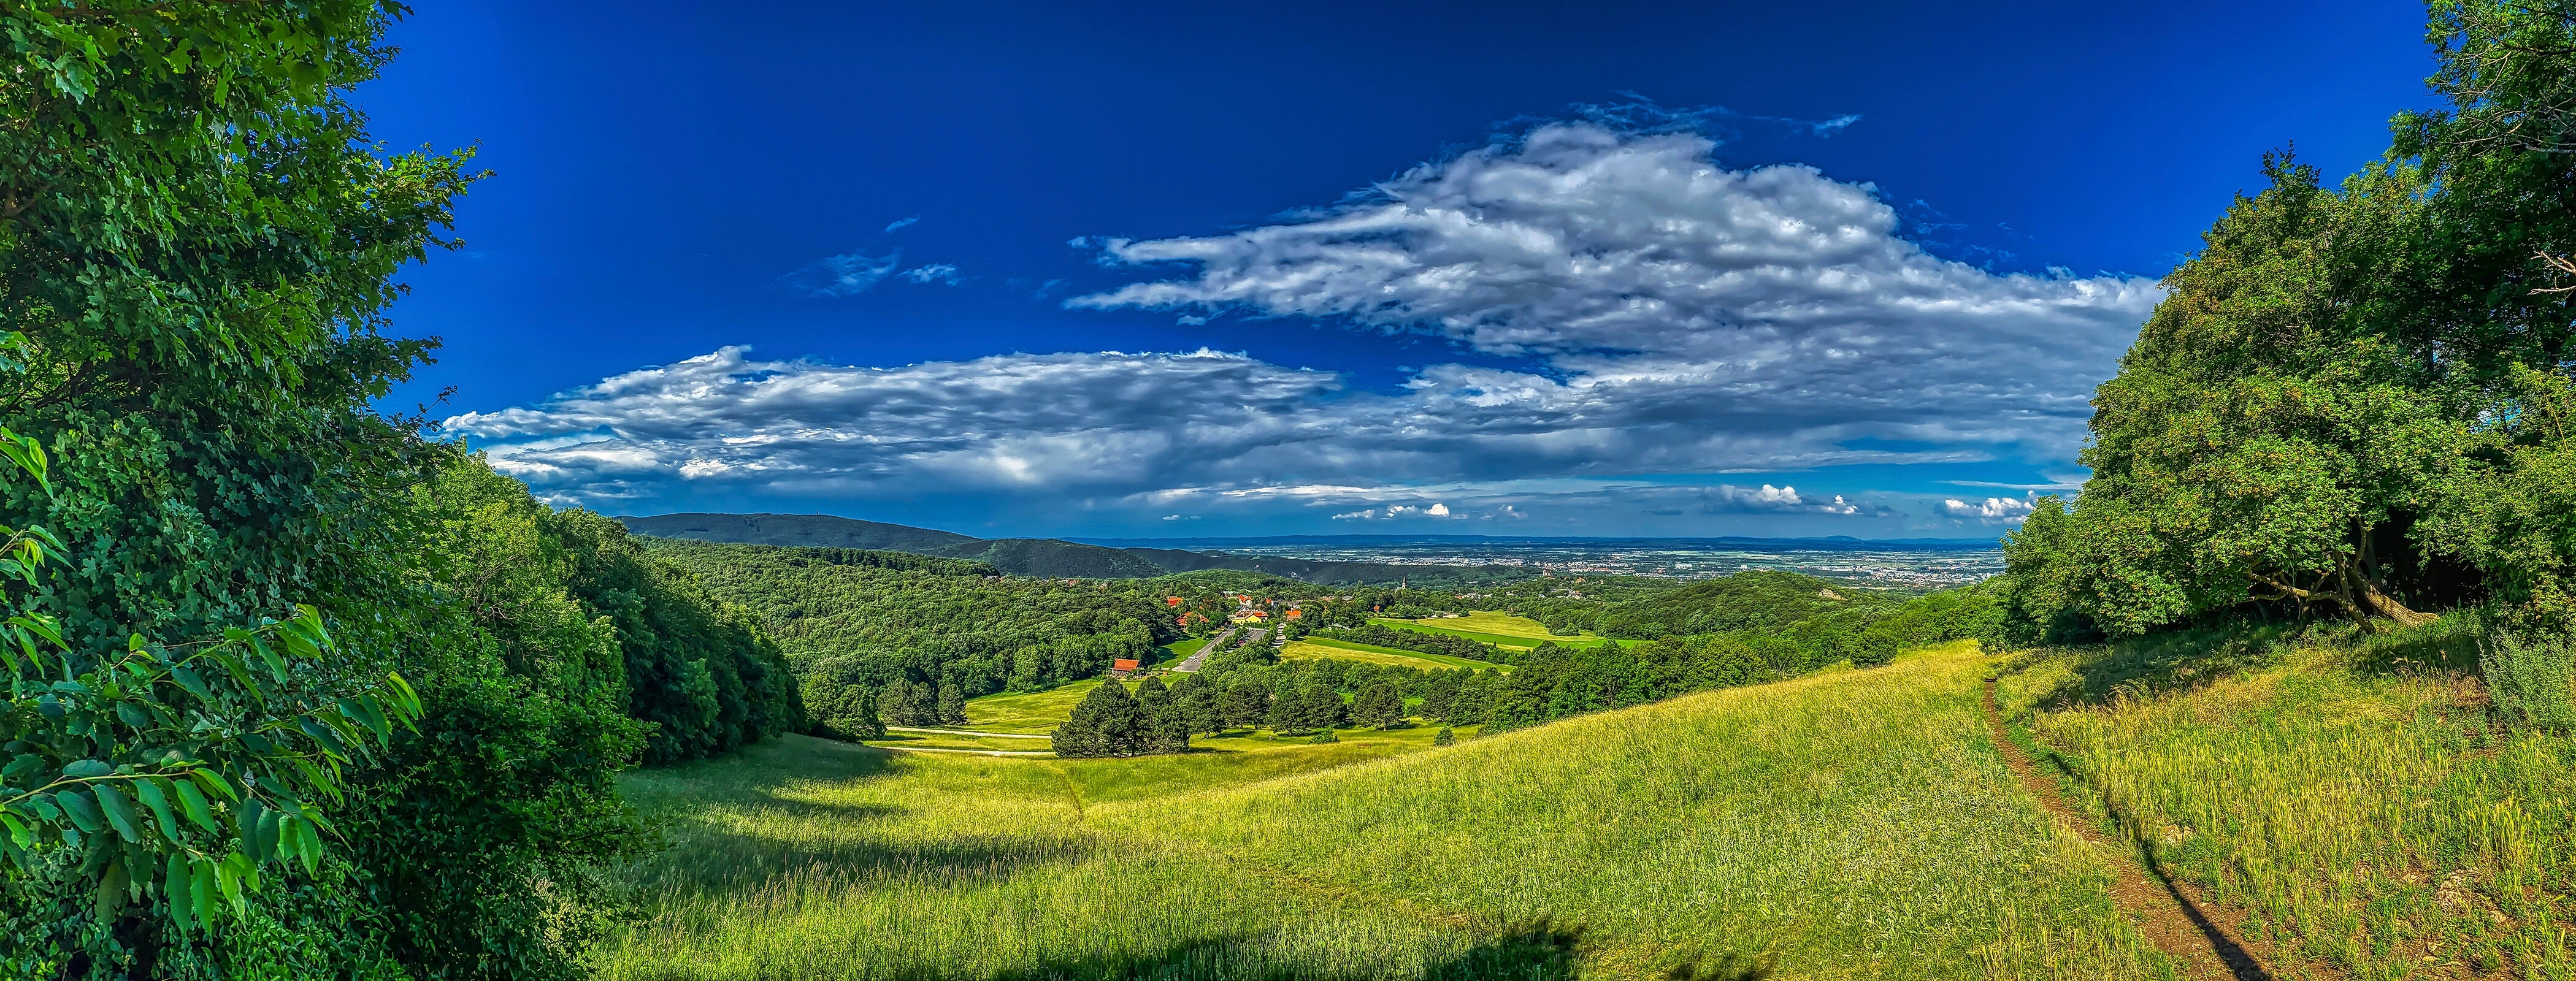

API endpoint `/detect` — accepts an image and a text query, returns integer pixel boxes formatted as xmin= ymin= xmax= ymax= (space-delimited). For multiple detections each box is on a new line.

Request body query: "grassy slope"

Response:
xmin=1372 ymin=614 xmax=1635 ymax=651
xmin=598 ymin=643 xmax=2172 ymax=980
xmin=1996 ymin=619 xmax=2576 ymax=979
xmin=959 ymin=680 xmax=1101 ymax=734
xmin=1288 ymin=636 xmax=1512 ymax=671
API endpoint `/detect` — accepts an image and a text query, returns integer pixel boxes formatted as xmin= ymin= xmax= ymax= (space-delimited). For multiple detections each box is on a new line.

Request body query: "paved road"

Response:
xmin=886 ymin=726 xmax=1049 ymax=739
xmin=1238 ymin=628 xmax=1268 ymax=649
xmin=1175 ymin=628 xmax=1235 ymax=672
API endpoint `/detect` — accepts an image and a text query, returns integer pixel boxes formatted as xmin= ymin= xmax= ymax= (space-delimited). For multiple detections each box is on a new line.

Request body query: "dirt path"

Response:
xmin=886 ymin=726 xmax=1050 ymax=739
xmin=876 ymin=744 xmax=1053 ymax=758
xmin=1982 ymin=679 xmax=2275 ymax=981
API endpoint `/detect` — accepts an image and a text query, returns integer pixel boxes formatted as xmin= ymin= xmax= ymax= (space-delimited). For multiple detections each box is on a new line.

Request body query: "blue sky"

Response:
xmin=365 ymin=0 xmax=2435 ymax=540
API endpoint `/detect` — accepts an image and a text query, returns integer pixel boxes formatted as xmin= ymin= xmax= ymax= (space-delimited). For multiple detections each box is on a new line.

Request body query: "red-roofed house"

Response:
xmin=1110 ymin=657 xmax=1142 ymax=678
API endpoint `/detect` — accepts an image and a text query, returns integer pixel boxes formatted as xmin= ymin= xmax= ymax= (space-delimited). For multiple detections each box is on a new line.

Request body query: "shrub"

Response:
xmin=2481 ymin=632 xmax=2576 ymax=733
xmin=1433 ymin=727 xmax=1456 ymax=746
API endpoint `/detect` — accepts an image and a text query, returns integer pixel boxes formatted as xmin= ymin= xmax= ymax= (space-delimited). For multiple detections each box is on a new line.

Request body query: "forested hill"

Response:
xmin=638 ymin=538 xmax=1183 ymax=737
xmin=623 ymin=511 xmax=1525 ymax=583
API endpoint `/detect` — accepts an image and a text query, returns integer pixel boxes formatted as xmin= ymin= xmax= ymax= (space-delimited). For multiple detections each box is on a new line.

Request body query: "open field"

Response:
xmin=597 ymin=642 xmax=2175 ymax=980
xmin=958 ymin=680 xmax=1100 ymax=734
xmin=1287 ymin=636 xmax=1512 ymax=672
xmin=1159 ymin=636 xmax=1209 ymax=663
xmin=1371 ymin=614 xmax=1634 ymax=651
xmin=1998 ymin=618 xmax=2576 ymax=980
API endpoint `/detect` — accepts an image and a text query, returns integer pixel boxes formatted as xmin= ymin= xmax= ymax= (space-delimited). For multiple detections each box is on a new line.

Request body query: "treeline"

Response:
xmin=1997 ymin=3 xmax=2576 ymax=647
xmin=636 ymin=538 xmax=1181 ymax=740
xmin=443 ymin=463 xmax=805 ymax=764
xmin=0 ymin=6 xmax=800 ymax=976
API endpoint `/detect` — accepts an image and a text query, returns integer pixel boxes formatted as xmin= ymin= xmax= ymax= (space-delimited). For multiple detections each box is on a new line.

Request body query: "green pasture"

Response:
xmin=869 ymin=729 xmax=1056 ymax=754
xmin=1370 ymin=614 xmax=1631 ymax=651
xmin=597 ymin=642 xmax=2174 ymax=980
xmin=957 ymin=680 xmax=1100 ymax=734
xmin=1157 ymin=636 xmax=1209 ymax=664
xmin=1285 ymin=637 xmax=1512 ymax=672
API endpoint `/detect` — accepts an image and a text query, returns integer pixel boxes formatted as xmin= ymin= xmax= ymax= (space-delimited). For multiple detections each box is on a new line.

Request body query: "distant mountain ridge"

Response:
xmin=616 ymin=513 xmax=1519 ymax=584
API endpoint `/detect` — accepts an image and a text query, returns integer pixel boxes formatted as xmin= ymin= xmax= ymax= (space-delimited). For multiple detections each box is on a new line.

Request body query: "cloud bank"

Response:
xmin=457 ymin=118 xmax=2160 ymax=529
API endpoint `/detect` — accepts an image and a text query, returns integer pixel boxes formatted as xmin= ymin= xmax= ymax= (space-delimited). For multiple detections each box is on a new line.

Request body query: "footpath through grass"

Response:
xmin=596 ymin=642 xmax=2175 ymax=980
xmin=1996 ymin=618 xmax=2576 ymax=979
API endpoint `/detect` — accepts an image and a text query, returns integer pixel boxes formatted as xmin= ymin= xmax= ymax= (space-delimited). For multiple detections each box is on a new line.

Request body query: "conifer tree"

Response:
xmin=1054 ymin=680 xmax=1150 ymax=757
xmin=937 ymin=679 xmax=967 ymax=725
xmin=1133 ymin=674 xmax=1190 ymax=752
xmin=1299 ymin=680 xmax=1349 ymax=730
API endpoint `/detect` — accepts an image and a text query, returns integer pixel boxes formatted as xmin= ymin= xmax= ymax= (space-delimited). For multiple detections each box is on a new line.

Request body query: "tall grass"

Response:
xmin=597 ymin=643 xmax=2172 ymax=980
xmin=1999 ymin=617 xmax=2576 ymax=979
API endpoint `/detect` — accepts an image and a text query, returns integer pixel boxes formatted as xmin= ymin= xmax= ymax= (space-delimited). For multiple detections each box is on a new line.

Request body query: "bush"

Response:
xmin=1307 ymin=730 xmax=1340 ymax=744
xmin=2481 ymin=632 xmax=2576 ymax=733
xmin=1433 ymin=727 xmax=1456 ymax=746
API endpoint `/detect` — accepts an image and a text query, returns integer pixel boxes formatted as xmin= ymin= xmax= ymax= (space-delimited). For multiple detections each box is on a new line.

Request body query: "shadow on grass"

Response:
xmin=970 ymin=917 xmax=1594 ymax=981
xmin=2007 ymin=613 xmax=2491 ymax=711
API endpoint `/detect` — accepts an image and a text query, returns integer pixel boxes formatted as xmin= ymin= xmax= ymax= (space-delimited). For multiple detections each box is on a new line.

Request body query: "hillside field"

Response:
xmin=1371 ymin=612 xmax=1634 ymax=650
xmin=595 ymin=643 xmax=2177 ymax=980
xmin=1286 ymin=636 xmax=1514 ymax=671
xmin=1997 ymin=619 xmax=2576 ymax=979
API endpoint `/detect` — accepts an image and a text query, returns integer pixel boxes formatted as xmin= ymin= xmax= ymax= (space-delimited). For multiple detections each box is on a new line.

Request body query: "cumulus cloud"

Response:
xmin=464 ymin=115 xmax=2160 ymax=525
xmin=1941 ymin=494 xmax=2037 ymax=522
xmin=781 ymin=250 xmax=903 ymax=298
xmin=1071 ymin=120 xmax=2158 ymax=454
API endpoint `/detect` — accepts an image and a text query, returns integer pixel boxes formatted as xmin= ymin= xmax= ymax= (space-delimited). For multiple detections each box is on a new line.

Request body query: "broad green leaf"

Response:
xmin=243 ymin=798 xmax=276 ymax=864
xmin=135 ymin=777 xmax=180 ymax=839
xmin=60 ymin=759 xmax=111 ymax=779
xmin=164 ymin=852 xmax=194 ymax=933
xmin=0 ymin=812 xmax=29 ymax=849
xmin=169 ymin=665 xmax=214 ymax=702
xmin=253 ymin=639 xmax=288 ymax=685
xmin=93 ymin=861 xmax=126 ymax=920
xmin=172 ymin=779 xmax=216 ymax=833
xmin=188 ymin=768 xmax=236 ymax=802
xmin=191 ymin=859 xmax=218 ymax=928
xmin=55 ymin=789 xmax=103 ymax=834
xmin=93 ymin=784 xmax=144 ymax=842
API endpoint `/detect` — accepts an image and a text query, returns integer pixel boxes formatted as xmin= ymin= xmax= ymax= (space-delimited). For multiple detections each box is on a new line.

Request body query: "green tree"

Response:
xmin=1053 ymin=681 xmax=1150 ymax=758
xmin=1351 ymin=679 xmax=1408 ymax=728
xmin=1133 ymin=674 xmax=1190 ymax=752
xmin=1221 ymin=677 xmax=1270 ymax=731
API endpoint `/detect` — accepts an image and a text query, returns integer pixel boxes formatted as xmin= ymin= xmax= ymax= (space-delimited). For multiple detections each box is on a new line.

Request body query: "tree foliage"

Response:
xmin=2006 ymin=1 xmax=2576 ymax=638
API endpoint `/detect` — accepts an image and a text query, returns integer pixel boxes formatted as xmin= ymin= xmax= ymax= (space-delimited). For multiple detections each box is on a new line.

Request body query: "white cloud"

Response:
xmin=885 ymin=216 xmax=921 ymax=232
xmin=1071 ymin=120 xmax=2158 ymax=455
xmin=902 ymin=264 xmax=962 ymax=285
xmin=464 ymin=116 xmax=2160 ymax=525
xmin=1941 ymin=494 xmax=2037 ymax=522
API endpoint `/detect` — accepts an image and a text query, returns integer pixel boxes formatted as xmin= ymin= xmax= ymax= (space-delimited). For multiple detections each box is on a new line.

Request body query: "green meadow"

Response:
xmin=1996 ymin=619 xmax=2576 ymax=980
xmin=1288 ymin=636 xmax=1514 ymax=671
xmin=595 ymin=642 xmax=2175 ymax=980
xmin=1370 ymin=613 xmax=1632 ymax=651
